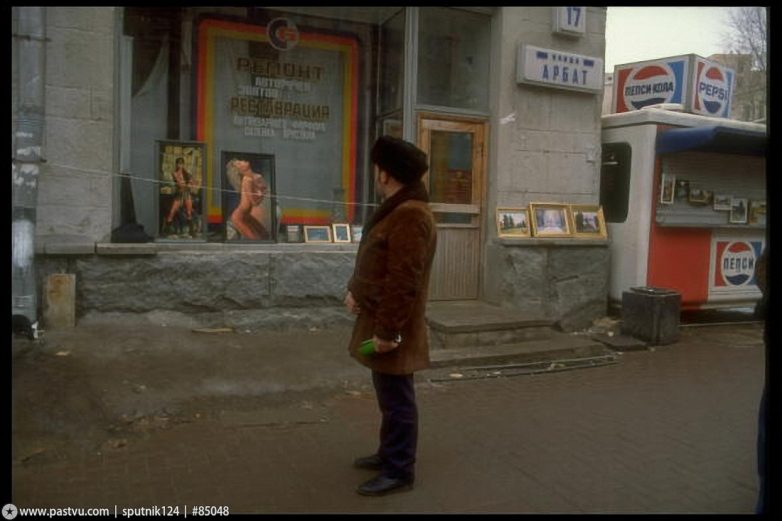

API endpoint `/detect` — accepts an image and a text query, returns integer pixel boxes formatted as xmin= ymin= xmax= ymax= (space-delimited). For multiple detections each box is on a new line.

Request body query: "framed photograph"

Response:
xmin=749 ymin=200 xmax=766 ymax=225
xmin=285 ymin=225 xmax=302 ymax=243
xmin=570 ymin=205 xmax=607 ymax=238
xmin=304 ymin=225 xmax=332 ymax=243
xmin=688 ymin=188 xmax=713 ymax=205
xmin=730 ymin=197 xmax=749 ymax=224
xmin=332 ymin=223 xmax=351 ymax=243
xmin=530 ymin=203 xmax=572 ymax=237
xmin=675 ymin=179 xmax=690 ymax=201
xmin=659 ymin=173 xmax=675 ymax=205
xmin=351 ymin=225 xmax=363 ymax=243
xmin=713 ymin=194 xmax=732 ymax=211
xmin=221 ymin=151 xmax=276 ymax=243
xmin=157 ymin=140 xmax=206 ymax=240
xmin=496 ymin=208 xmax=531 ymax=238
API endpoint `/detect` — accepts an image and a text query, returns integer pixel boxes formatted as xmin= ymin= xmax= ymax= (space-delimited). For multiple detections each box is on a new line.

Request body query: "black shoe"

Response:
xmin=353 ymin=454 xmax=383 ymax=471
xmin=357 ymin=474 xmax=414 ymax=496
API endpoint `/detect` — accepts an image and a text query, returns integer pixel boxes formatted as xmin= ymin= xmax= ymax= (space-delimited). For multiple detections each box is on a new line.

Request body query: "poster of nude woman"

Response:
xmin=221 ymin=151 xmax=276 ymax=242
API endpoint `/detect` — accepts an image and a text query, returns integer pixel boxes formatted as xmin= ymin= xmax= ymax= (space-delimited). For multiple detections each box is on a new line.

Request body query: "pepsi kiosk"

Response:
xmin=601 ymin=56 xmax=766 ymax=312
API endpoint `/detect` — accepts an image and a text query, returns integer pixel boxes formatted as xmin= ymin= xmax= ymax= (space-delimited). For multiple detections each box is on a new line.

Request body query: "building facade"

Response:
xmin=12 ymin=6 xmax=610 ymax=332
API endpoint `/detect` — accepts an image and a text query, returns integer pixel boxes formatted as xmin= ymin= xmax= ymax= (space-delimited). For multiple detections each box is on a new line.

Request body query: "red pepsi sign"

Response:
xmin=713 ymin=240 xmax=763 ymax=287
xmin=691 ymin=58 xmax=734 ymax=118
xmin=613 ymin=56 xmax=688 ymax=113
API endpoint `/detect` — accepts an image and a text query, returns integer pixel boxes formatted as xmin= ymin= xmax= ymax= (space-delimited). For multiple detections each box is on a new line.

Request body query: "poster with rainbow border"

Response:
xmin=196 ymin=17 xmax=359 ymax=227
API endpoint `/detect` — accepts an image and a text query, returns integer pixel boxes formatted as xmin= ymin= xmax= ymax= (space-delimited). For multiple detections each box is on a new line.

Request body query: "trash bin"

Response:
xmin=621 ymin=286 xmax=681 ymax=345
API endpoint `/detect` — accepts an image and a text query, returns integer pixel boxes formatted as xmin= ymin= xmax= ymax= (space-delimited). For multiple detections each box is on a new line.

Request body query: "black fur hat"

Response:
xmin=370 ymin=135 xmax=429 ymax=184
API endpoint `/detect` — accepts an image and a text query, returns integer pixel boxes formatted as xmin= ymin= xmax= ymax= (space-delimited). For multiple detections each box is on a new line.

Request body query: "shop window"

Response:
xmin=417 ymin=7 xmax=490 ymax=111
xmin=600 ymin=142 xmax=632 ymax=223
xmin=122 ymin=7 xmax=377 ymax=243
xmin=123 ymin=7 xmax=184 ymax=241
xmin=378 ymin=9 xmax=404 ymax=115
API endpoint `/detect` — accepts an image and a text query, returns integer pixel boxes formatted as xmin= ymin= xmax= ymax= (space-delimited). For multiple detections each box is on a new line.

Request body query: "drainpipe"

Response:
xmin=12 ymin=7 xmax=46 ymax=339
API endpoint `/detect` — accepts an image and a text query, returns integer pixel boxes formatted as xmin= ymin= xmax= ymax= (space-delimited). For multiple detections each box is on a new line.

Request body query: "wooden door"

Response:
xmin=418 ymin=114 xmax=487 ymax=300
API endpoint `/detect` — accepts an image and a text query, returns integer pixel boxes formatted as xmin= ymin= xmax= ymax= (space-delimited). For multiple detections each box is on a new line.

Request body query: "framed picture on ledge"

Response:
xmin=530 ymin=203 xmax=572 ymax=238
xmin=749 ymin=200 xmax=766 ymax=225
xmin=221 ymin=151 xmax=276 ymax=243
xmin=713 ymin=194 xmax=732 ymax=211
xmin=304 ymin=225 xmax=332 ymax=243
xmin=156 ymin=140 xmax=206 ymax=241
xmin=350 ymin=225 xmax=363 ymax=243
xmin=332 ymin=223 xmax=351 ymax=243
xmin=496 ymin=208 xmax=531 ymax=238
xmin=729 ymin=197 xmax=748 ymax=224
xmin=688 ymin=188 xmax=713 ymax=205
xmin=570 ymin=205 xmax=607 ymax=239
xmin=659 ymin=173 xmax=675 ymax=205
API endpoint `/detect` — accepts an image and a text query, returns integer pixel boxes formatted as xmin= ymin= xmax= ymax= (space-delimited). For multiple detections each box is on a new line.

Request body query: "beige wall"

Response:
xmin=488 ymin=7 xmax=607 ymax=214
xmin=37 ymin=7 xmax=118 ymax=243
xmin=484 ymin=6 xmax=607 ymax=303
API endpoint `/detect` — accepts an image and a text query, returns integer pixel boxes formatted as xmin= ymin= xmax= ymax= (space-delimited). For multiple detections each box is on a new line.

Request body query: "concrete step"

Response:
xmin=426 ymin=300 xmax=555 ymax=350
xmin=426 ymin=331 xmax=615 ymax=371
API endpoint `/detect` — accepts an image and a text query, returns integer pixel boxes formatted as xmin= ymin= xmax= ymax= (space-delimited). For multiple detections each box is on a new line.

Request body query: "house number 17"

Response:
xmin=554 ymin=6 xmax=586 ymax=36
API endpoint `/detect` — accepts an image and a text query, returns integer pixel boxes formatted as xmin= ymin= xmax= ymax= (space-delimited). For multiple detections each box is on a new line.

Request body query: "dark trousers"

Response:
xmin=372 ymin=371 xmax=417 ymax=480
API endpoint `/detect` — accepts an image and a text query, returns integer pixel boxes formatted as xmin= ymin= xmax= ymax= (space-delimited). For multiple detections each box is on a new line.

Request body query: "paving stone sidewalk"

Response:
xmin=10 ymin=322 xmax=765 ymax=514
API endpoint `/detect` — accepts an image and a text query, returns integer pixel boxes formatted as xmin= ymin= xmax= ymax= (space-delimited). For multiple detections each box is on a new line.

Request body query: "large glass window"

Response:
xmin=122 ymin=7 xmax=377 ymax=242
xmin=123 ymin=7 xmax=183 ymax=240
xmin=120 ymin=7 xmax=493 ymax=244
xmin=378 ymin=9 xmax=404 ymax=115
xmin=417 ymin=8 xmax=490 ymax=111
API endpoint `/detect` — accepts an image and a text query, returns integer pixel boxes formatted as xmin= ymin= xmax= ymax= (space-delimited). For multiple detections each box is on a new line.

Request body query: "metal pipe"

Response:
xmin=12 ymin=6 xmax=46 ymax=339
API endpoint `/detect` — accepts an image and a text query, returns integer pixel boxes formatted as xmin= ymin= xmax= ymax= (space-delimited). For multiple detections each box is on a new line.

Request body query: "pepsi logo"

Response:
xmin=720 ymin=241 xmax=756 ymax=286
xmin=268 ymin=18 xmax=299 ymax=51
xmin=697 ymin=64 xmax=729 ymax=115
xmin=624 ymin=64 xmax=676 ymax=110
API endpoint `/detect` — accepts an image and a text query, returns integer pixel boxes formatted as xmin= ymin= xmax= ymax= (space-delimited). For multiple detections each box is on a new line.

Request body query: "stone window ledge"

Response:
xmin=95 ymin=242 xmax=358 ymax=255
xmin=34 ymin=235 xmax=96 ymax=255
xmin=497 ymin=237 xmax=609 ymax=247
xmin=34 ymin=235 xmax=360 ymax=256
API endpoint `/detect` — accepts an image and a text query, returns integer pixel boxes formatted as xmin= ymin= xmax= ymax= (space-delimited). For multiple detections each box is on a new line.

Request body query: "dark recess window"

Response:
xmin=600 ymin=142 xmax=632 ymax=223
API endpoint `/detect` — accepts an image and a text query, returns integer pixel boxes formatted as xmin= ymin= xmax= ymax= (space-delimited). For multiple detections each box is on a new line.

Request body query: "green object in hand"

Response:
xmin=359 ymin=338 xmax=375 ymax=356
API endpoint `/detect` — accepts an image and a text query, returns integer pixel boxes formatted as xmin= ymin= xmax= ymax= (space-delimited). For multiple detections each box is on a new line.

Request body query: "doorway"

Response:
xmin=418 ymin=114 xmax=487 ymax=300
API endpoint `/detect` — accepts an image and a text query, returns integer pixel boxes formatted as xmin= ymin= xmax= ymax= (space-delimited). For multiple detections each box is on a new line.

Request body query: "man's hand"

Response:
xmin=372 ymin=335 xmax=400 ymax=353
xmin=344 ymin=291 xmax=361 ymax=315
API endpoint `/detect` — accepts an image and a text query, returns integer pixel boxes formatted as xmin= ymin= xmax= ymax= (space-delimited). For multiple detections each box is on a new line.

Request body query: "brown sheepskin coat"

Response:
xmin=347 ymin=182 xmax=437 ymax=375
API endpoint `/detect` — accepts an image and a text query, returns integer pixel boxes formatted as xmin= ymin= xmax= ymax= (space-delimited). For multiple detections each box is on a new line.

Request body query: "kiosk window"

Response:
xmin=600 ymin=142 xmax=632 ymax=223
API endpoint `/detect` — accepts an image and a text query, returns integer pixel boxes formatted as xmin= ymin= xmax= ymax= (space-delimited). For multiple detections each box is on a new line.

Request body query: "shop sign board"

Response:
xmin=690 ymin=56 xmax=735 ymax=118
xmin=612 ymin=55 xmax=690 ymax=112
xmin=516 ymin=44 xmax=603 ymax=93
xmin=708 ymin=234 xmax=764 ymax=300
xmin=196 ymin=18 xmax=359 ymax=226
xmin=612 ymin=54 xmax=735 ymax=117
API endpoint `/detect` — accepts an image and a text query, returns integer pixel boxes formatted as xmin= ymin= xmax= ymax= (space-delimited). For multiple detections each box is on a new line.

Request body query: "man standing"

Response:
xmin=344 ymin=136 xmax=437 ymax=496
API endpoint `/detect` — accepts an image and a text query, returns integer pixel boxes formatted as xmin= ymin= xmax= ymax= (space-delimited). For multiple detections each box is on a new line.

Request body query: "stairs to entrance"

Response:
xmin=425 ymin=300 xmax=615 ymax=369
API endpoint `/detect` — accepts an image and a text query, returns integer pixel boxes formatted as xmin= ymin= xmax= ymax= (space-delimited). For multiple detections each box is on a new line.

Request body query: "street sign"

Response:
xmin=517 ymin=44 xmax=603 ymax=93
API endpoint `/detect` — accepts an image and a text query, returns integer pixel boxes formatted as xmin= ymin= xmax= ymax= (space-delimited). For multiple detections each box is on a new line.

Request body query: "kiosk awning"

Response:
xmin=656 ymin=125 xmax=767 ymax=156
